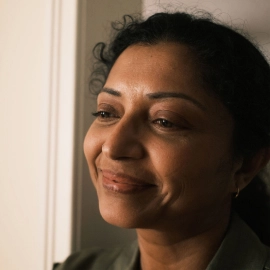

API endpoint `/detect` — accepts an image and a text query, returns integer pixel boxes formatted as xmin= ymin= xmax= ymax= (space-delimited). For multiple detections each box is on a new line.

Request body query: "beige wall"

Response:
xmin=0 ymin=1 xmax=47 ymax=269
xmin=0 ymin=0 xmax=77 ymax=269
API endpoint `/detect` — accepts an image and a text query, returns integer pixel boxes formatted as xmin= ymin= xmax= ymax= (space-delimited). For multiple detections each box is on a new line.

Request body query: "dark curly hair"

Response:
xmin=90 ymin=12 xmax=270 ymax=245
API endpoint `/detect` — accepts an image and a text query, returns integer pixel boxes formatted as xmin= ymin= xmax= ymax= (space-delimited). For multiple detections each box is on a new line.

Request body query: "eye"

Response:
xmin=92 ymin=111 xmax=119 ymax=121
xmin=153 ymin=118 xmax=175 ymax=128
xmin=92 ymin=111 xmax=111 ymax=118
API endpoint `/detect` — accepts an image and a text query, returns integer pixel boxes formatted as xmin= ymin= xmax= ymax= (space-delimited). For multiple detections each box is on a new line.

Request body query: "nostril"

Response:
xmin=101 ymin=139 xmax=145 ymax=160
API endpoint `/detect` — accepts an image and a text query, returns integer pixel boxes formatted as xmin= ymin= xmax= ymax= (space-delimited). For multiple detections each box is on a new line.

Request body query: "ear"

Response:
xmin=232 ymin=147 xmax=270 ymax=192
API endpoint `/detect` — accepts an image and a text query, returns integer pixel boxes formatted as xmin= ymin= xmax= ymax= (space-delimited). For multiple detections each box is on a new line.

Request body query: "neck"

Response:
xmin=136 ymin=210 xmax=231 ymax=270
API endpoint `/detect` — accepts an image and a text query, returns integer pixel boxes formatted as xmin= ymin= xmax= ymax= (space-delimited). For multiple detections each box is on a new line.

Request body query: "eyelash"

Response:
xmin=153 ymin=118 xmax=175 ymax=128
xmin=92 ymin=111 xmax=117 ymax=119
xmin=92 ymin=110 xmax=120 ymax=122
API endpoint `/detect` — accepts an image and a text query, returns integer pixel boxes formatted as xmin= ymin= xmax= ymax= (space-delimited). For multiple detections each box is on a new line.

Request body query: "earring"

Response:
xmin=234 ymin=187 xmax=240 ymax=198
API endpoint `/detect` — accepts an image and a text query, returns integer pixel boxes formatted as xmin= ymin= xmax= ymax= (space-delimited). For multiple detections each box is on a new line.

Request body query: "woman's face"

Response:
xmin=84 ymin=43 xmax=240 ymax=232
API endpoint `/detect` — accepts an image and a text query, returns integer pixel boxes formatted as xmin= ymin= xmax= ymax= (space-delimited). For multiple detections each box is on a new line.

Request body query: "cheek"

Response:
xmin=150 ymin=141 xmax=233 ymax=218
xmin=149 ymin=138 xmax=201 ymax=175
xmin=83 ymin=126 xmax=103 ymax=179
xmin=149 ymin=135 xmax=233 ymax=192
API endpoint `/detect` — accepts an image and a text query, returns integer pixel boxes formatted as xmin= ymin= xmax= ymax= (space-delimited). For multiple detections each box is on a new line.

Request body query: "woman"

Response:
xmin=57 ymin=11 xmax=270 ymax=270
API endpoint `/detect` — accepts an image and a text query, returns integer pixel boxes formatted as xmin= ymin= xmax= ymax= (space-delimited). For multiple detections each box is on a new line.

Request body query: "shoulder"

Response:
xmin=55 ymin=241 xmax=139 ymax=270
xmin=207 ymin=213 xmax=270 ymax=270
xmin=55 ymin=247 xmax=111 ymax=270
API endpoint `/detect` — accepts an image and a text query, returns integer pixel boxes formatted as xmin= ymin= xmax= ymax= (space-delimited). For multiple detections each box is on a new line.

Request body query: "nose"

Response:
xmin=102 ymin=116 xmax=145 ymax=160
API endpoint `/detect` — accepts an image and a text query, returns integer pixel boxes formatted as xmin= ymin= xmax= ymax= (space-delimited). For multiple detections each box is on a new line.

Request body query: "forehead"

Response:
xmin=107 ymin=42 xmax=199 ymax=85
xmin=104 ymin=42 xmax=207 ymax=105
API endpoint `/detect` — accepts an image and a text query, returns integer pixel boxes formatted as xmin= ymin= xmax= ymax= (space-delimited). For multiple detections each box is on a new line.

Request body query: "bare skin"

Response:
xmin=84 ymin=42 xmax=267 ymax=270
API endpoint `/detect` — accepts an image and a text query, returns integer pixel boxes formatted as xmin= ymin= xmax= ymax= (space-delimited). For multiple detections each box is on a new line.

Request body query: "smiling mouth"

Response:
xmin=100 ymin=169 xmax=156 ymax=194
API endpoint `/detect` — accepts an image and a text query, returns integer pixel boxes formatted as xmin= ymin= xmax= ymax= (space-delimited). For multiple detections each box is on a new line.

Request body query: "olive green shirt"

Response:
xmin=56 ymin=214 xmax=270 ymax=269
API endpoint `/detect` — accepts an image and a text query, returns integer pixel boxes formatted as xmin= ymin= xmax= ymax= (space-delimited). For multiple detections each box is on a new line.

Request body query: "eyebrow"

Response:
xmin=146 ymin=92 xmax=206 ymax=111
xmin=100 ymin=87 xmax=121 ymax=96
xmin=100 ymin=87 xmax=206 ymax=111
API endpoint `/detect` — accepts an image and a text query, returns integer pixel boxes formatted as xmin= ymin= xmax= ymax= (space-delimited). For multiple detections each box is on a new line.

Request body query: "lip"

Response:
xmin=100 ymin=169 xmax=156 ymax=194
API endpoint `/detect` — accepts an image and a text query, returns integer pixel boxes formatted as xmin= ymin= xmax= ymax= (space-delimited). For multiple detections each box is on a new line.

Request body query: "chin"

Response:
xmin=97 ymin=192 xmax=156 ymax=229
xmin=99 ymin=207 xmax=138 ymax=228
xmin=98 ymin=205 xmax=144 ymax=229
